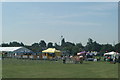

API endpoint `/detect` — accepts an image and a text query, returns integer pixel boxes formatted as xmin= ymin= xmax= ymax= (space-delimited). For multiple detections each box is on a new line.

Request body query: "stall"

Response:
xmin=104 ymin=51 xmax=119 ymax=62
xmin=42 ymin=48 xmax=61 ymax=60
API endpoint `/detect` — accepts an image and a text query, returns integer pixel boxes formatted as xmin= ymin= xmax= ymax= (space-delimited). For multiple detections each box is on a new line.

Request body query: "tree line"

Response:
xmin=1 ymin=38 xmax=120 ymax=56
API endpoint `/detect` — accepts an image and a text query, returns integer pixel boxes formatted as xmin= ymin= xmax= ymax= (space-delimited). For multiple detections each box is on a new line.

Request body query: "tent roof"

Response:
xmin=42 ymin=48 xmax=61 ymax=53
xmin=0 ymin=47 xmax=22 ymax=52
xmin=104 ymin=51 xmax=119 ymax=55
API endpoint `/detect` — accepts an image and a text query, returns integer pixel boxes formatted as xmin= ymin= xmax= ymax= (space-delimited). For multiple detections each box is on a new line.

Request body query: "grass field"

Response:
xmin=2 ymin=58 xmax=118 ymax=78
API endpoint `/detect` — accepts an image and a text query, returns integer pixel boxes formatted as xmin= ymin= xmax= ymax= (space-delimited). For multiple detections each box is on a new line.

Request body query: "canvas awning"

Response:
xmin=42 ymin=48 xmax=61 ymax=53
xmin=104 ymin=51 xmax=119 ymax=56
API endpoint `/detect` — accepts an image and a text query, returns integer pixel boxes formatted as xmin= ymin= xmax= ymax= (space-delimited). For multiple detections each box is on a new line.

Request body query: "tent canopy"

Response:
xmin=0 ymin=47 xmax=21 ymax=52
xmin=104 ymin=51 xmax=119 ymax=56
xmin=42 ymin=48 xmax=61 ymax=53
xmin=0 ymin=47 xmax=34 ymax=53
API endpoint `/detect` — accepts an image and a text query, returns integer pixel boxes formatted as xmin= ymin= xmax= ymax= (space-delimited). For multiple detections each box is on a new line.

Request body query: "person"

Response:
xmin=63 ymin=56 xmax=66 ymax=64
xmin=113 ymin=57 xmax=117 ymax=64
xmin=118 ymin=56 xmax=120 ymax=63
xmin=107 ymin=56 xmax=111 ymax=62
xmin=69 ymin=56 xmax=73 ymax=63
xmin=97 ymin=57 xmax=101 ymax=61
xmin=94 ymin=58 xmax=97 ymax=62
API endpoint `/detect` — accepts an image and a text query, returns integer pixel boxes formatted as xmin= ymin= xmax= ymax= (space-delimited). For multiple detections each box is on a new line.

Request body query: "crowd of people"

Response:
xmin=61 ymin=51 xmax=120 ymax=64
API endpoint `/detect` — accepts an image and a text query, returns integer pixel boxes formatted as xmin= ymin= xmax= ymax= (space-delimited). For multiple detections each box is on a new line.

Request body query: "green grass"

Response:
xmin=2 ymin=58 xmax=118 ymax=78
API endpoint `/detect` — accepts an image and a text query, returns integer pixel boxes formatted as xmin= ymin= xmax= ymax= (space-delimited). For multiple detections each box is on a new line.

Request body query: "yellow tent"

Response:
xmin=42 ymin=48 xmax=61 ymax=59
xmin=42 ymin=48 xmax=61 ymax=53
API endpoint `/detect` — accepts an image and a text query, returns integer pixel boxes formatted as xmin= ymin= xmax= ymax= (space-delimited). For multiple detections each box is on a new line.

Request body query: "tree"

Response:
xmin=2 ymin=43 xmax=9 ymax=47
xmin=47 ymin=42 xmax=54 ymax=48
xmin=39 ymin=40 xmax=46 ymax=50
xmin=100 ymin=44 xmax=114 ymax=53
xmin=54 ymin=43 xmax=60 ymax=50
xmin=32 ymin=43 xmax=39 ymax=47
xmin=76 ymin=43 xmax=84 ymax=51
xmin=20 ymin=42 xmax=24 ymax=46
xmin=65 ymin=42 xmax=75 ymax=47
xmin=114 ymin=42 xmax=120 ymax=53
xmin=84 ymin=38 xmax=101 ymax=52
xmin=71 ymin=46 xmax=80 ymax=55
xmin=61 ymin=42 xmax=75 ymax=55
xmin=91 ymin=41 xmax=101 ymax=52
xmin=88 ymin=38 xmax=93 ymax=45
xmin=39 ymin=40 xmax=46 ymax=47
xmin=31 ymin=43 xmax=42 ymax=52
xmin=84 ymin=38 xmax=94 ymax=51
xmin=61 ymin=38 xmax=65 ymax=47
xmin=9 ymin=41 xmax=22 ymax=47
xmin=1 ymin=38 xmax=117 ymax=55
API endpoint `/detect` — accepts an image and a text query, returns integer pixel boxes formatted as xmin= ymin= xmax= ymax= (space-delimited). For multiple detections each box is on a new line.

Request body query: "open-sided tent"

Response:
xmin=77 ymin=51 xmax=86 ymax=55
xmin=42 ymin=48 xmax=61 ymax=53
xmin=104 ymin=51 xmax=119 ymax=56
xmin=104 ymin=51 xmax=120 ymax=62
xmin=42 ymin=48 xmax=61 ymax=59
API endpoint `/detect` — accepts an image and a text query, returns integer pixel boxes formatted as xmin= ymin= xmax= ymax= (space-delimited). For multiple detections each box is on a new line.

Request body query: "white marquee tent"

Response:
xmin=0 ymin=47 xmax=33 ymax=53
xmin=104 ymin=51 xmax=119 ymax=56
xmin=0 ymin=47 xmax=34 ymax=57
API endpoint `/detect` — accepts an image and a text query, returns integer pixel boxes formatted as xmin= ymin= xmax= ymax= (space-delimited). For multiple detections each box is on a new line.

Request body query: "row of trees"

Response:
xmin=1 ymin=38 xmax=120 ymax=55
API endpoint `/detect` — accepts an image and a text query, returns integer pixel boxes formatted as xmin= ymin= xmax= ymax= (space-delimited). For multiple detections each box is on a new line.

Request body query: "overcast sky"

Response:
xmin=2 ymin=2 xmax=118 ymax=45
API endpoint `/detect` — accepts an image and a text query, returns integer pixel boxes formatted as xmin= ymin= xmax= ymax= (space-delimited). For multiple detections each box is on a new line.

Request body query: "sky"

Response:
xmin=2 ymin=2 xmax=118 ymax=46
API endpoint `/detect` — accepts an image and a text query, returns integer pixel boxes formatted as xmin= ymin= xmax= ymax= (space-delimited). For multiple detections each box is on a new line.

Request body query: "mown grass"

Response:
xmin=2 ymin=58 xmax=118 ymax=78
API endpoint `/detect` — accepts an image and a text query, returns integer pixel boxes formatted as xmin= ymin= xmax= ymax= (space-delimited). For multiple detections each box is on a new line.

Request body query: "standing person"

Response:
xmin=118 ymin=53 xmax=120 ymax=63
xmin=63 ymin=56 xmax=66 ymax=64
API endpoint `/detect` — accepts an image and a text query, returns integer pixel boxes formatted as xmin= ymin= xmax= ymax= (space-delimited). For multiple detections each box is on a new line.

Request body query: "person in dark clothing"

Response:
xmin=63 ymin=56 xmax=66 ymax=64
xmin=118 ymin=56 xmax=120 ymax=63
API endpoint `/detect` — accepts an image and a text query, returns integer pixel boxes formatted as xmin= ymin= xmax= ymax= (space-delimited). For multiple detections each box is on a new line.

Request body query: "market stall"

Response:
xmin=42 ymin=48 xmax=61 ymax=60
